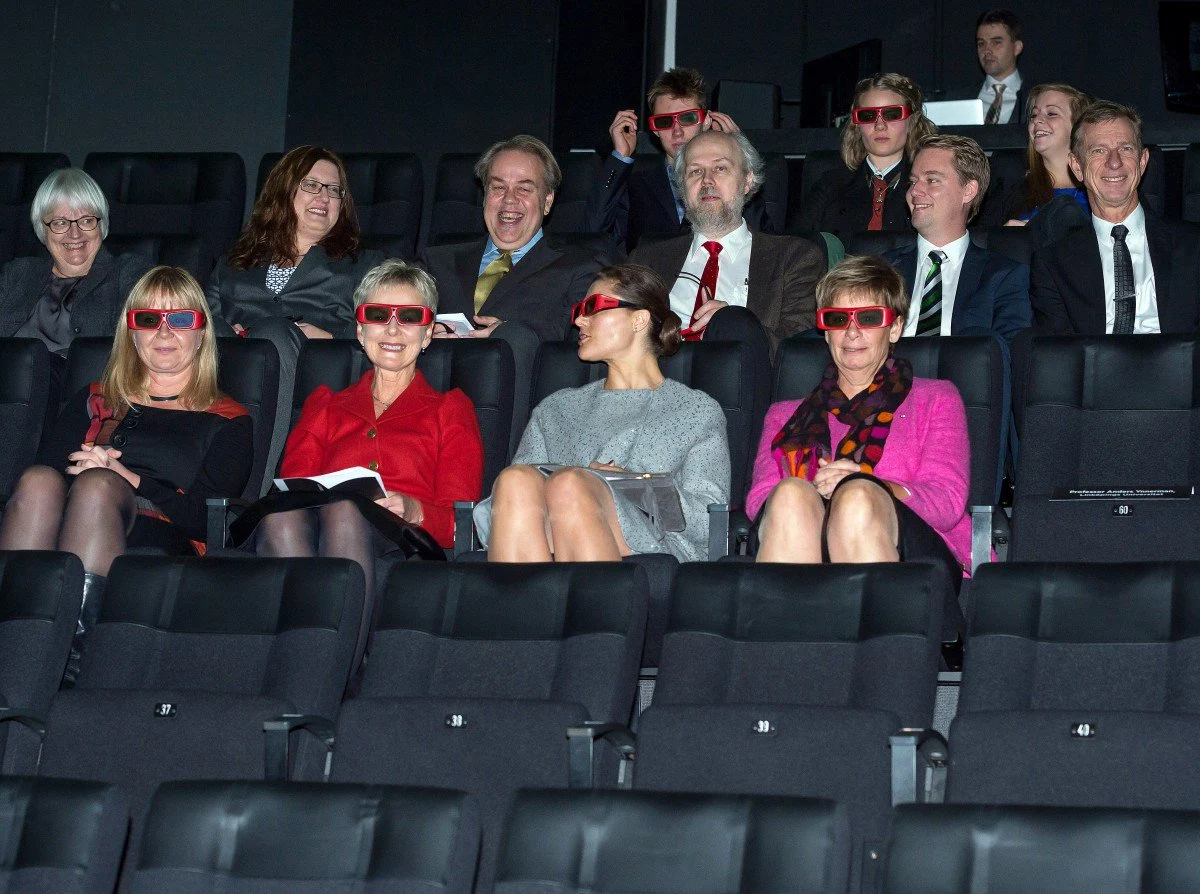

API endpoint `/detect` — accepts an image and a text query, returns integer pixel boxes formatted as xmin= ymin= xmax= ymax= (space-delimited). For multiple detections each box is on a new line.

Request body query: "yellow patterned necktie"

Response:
xmin=474 ymin=250 xmax=513 ymax=313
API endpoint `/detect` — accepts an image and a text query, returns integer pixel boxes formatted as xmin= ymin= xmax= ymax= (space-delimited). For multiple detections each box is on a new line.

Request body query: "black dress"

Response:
xmin=38 ymin=384 xmax=254 ymax=550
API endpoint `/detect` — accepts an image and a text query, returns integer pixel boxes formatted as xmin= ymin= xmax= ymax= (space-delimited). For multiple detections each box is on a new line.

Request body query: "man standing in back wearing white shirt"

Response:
xmin=974 ymin=10 xmax=1028 ymax=125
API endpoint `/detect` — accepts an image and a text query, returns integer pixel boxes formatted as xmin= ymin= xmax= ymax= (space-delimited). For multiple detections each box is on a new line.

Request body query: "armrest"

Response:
xmin=263 ymin=713 xmax=336 ymax=782
xmin=566 ymin=721 xmax=636 ymax=788
xmin=707 ymin=503 xmax=731 ymax=561
xmin=991 ymin=506 xmax=1011 ymax=562
xmin=453 ymin=501 xmax=478 ymax=558
xmin=206 ymin=496 xmax=250 ymax=552
xmin=889 ymin=727 xmax=948 ymax=806
xmin=0 ymin=708 xmax=47 ymax=739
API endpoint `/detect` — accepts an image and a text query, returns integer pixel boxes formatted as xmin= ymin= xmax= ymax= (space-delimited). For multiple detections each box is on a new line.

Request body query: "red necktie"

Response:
xmin=868 ymin=175 xmax=888 ymax=231
xmin=685 ymin=240 xmax=722 ymax=340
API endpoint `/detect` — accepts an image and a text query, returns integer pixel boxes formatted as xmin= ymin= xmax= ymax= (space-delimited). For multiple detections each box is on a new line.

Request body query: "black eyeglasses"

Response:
xmin=43 ymin=215 xmax=101 ymax=234
xmin=298 ymin=179 xmax=347 ymax=200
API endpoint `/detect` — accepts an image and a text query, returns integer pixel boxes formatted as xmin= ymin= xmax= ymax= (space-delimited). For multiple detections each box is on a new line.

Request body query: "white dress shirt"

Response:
xmin=1093 ymin=204 xmax=1159 ymax=334
xmin=903 ymin=232 xmax=972 ymax=337
xmin=668 ymin=220 xmax=753 ymax=325
xmin=977 ymin=70 xmax=1022 ymax=124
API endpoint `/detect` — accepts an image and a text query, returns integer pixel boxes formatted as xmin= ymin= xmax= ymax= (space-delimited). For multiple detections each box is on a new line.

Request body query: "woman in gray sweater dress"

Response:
xmin=475 ymin=264 xmax=730 ymax=563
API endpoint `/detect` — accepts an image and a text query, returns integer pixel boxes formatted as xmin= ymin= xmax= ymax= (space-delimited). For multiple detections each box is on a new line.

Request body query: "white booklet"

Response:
xmin=435 ymin=313 xmax=476 ymax=335
xmin=273 ymin=466 xmax=386 ymax=500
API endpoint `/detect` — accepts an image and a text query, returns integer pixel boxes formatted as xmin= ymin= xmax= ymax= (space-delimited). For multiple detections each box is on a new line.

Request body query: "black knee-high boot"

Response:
xmin=61 ymin=572 xmax=105 ymax=688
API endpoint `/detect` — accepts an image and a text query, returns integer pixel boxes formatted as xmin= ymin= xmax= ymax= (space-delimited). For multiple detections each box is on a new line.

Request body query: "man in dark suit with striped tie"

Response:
xmin=884 ymin=134 xmax=1031 ymax=346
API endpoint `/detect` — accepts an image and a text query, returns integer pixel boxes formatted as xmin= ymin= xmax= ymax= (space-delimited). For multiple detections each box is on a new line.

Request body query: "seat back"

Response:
xmin=547 ymin=151 xmax=601 ymax=235
xmin=774 ymin=334 xmax=1008 ymax=507
xmin=842 ymin=230 xmax=916 ymax=257
xmin=713 ymin=80 xmax=782 ymax=129
xmin=0 ymin=777 xmax=127 ymax=893
xmin=530 ymin=339 xmax=760 ymax=504
xmin=293 ymin=338 xmax=515 ymax=493
xmin=0 ymin=338 xmax=55 ymax=504
xmin=759 ymin=152 xmax=791 ymax=233
xmin=885 ymin=803 xmax=1200 ymax=894
xmin=61 ymin=336 xmax=282 ymax=500
xmin=1141 ymin=145 xmax=1166 ymax=218
xmin=84 ymin=152 xmax=246 ymax=256
xmin=495 ymin=789 xmax=849 ymax=894
xmin=430 ymin=153 xmax=485 ymax=244
xmin=0 ymin=551 xmax=82 ymax=773
xmin=1183 ymin=142 xmax=1200 ymax=223
xmin=0 ymin=153 xmax=70 ymax=264
xmin=950 ymin=561 xmax=1200 ymax=809
xmin=103 ymin=233 xmax=216 ymax=286
xmin=132 ymin=780 xmax=479 ymax=893
xmin=972 ymin=224 xmax=1033 ymax=267
xmin=798 ymin=150 xmax=844 ymax=216
xmin=1010 ymin=335 xmax=1200 ymax=561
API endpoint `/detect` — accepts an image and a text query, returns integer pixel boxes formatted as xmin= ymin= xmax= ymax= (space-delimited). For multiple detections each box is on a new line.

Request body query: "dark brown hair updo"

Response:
xmin=595 ymin=263 xmax=681 ymax=357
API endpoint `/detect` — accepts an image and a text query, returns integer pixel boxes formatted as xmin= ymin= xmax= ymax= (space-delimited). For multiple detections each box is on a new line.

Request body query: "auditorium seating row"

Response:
xmin=4 ymin=143 xmax=1199 ymax=272
xmin=7 ymin=776 xmax=1199 ymax=892
xmin=4 ymin=553 xmax=1200 ymax=890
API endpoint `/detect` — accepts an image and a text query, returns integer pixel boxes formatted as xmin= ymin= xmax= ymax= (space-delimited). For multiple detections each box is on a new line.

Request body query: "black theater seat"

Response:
xmin=0 ymin=338 xmax=55 ymax=507
xmin=429 ymin=153 xmax=485 ymax=245
xmin=0 ymin=152 xmax=70 ymax=265
xmin=103 ymin=232 xmax=216 ymax=287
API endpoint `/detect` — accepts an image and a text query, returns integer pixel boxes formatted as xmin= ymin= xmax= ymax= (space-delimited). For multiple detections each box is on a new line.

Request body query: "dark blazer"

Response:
xmin=0 ymin=247 xmax=152 ymax=341
xmin=585 ymin=153 xmax=771 ymax=251
xmin=945 ymin=75 xmax=1031 ymax=124
xmin=629 ymin=229 xmax=826 ymax=351
xmin=1030 ymin=209 xmax=1200 ymax=335
xmin=799 ymin=159 xmax=912 ymax=237
xmin=885 ymin=239 xmax=1032 ymax=345
xmin=205 ymin=246 xmax=384 ymax=339
xmin=421 ymin=236 xmax=605 ymax=342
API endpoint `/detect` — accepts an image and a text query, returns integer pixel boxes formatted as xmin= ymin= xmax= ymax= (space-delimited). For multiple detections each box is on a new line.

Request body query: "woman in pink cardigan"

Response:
xmin=747 ymin=255 xmax=970 ymax=579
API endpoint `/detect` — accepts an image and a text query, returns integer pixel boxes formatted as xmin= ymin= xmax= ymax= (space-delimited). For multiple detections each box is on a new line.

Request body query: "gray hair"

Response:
xmin=31 ymin=168 xmax=110 ymax=245
xmin=473 ymin=135 xmax=562 ymax=195
xmin=671 ymin=129 xmax=765 ymax=199
xmin=353 ymin=258 xmax=439 ymax=314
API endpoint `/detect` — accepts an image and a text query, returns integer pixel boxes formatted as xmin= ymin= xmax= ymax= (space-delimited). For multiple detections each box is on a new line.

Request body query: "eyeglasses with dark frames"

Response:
xmin=43 ymin=215 xmax=101 ymax=234
xmin=298 ymin=178 xmax=347 ymax=200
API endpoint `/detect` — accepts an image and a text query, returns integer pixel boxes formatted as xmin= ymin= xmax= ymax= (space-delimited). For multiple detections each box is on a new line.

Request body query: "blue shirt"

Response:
xmin=613 ymin=151 xmax=685 ymax=223
xmin=477 ymin=228 xmax=544 ymax=277
xmin=1019 ymin=187 xmax=1090 ymax=222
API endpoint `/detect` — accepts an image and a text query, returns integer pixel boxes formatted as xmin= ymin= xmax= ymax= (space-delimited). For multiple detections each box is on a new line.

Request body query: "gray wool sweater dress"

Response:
xmin=474 ymin=378 xmax=730 ymax=562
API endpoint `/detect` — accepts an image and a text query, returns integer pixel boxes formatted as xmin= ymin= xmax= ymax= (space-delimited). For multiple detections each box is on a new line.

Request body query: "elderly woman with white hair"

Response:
xmin=0 ymin=168 xmax=151 ymax=356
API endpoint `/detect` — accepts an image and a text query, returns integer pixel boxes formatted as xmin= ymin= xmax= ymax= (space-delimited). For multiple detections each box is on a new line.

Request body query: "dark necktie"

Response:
xmin=985 ymin=84 xmax=1006 ymax=125
xmin=868 ymin=175 xmax=888 ymax=231
xmin=685 ymin=240 xmax=722 ymax=340
xmin=916 ymin=250 xmax=946 ymax=337
xmin=1111 ymin=224 xmax=1135 ymax=334
xmin=474 ymin=250 xmax=513 ymax=314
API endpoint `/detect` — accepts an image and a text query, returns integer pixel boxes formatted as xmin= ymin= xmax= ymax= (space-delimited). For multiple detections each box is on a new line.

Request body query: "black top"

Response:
xmin=39 ymin=385 xmax=254 ymax=541
xmin=799 ymin=159 xmax=912 ymax=237
xmin=14 ymin=274 xmax=81 ymax=355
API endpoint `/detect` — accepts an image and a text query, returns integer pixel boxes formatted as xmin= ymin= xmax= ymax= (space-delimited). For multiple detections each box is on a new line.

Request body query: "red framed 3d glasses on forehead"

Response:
xmin=647 ymin=108 xmax=707 ymax=131
xmin=126 ymin=309 xmax=206 ymax=330
xmin=355 ymin=304 xmax=434 ymax=326
xmin=570 ymin=293 xmax=637 ymax=323
xmin=816 ymin=306 xmax=897 ymax=330
xmin=851 ymin=105 xmax=913 ymax=125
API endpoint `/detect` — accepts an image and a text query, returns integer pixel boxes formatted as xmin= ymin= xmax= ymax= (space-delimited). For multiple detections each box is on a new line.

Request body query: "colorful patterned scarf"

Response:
xmin=772 ymin=356 xmax=913 ymax=482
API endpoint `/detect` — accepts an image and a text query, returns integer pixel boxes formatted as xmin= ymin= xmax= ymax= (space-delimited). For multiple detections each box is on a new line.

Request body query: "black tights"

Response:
xmin=0 ymin=465 xmax=136 ymax=575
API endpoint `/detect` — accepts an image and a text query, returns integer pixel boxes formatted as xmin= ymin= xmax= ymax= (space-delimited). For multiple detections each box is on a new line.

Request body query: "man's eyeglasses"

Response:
xmin=355 ymin=304 xmax=434 ymax=326
xmin=851 ymin=105 xmax=913 ymax=125
xmin=127 ymin=309 xmax=206 ymax=331
xmin=647 ymin=108 xmax=707 ymax=131
xmin=43 ymin=215 xmax=101 ymax=234
xmin=816 ymin=306 xmax=897 ymax=330
xmin=298 ymin=178 xmax=347 ymax=200
xmin=571 ymin=293 xmax=637 ymax=324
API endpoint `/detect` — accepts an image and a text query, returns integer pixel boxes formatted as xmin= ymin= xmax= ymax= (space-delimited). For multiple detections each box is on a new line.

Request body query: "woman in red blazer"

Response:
xmin=257 ymin=259 xmax=483 ymax=593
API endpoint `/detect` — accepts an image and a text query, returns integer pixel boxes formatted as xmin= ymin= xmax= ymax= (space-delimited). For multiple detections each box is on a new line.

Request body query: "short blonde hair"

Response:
xmin=914 ymin=133 xmax=991 ymax=220
xmin=101 ymin=266 xmax=222 ymax=412
xmin=353 ymin=259 xmax=439 ymax=313
xmin=816 ymin=255 xmax=910 ymax=321
xmin=840 ymin=73 xmax=937 ymax=170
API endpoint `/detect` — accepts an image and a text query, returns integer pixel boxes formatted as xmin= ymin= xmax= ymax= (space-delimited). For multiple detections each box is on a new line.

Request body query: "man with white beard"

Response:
xmin=629 ymin=130 xmax=825 ymax=355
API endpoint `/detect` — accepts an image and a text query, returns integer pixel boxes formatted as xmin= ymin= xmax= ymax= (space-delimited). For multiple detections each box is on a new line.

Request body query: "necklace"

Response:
xmin=148 ymin=393 xmax=180 ymax=403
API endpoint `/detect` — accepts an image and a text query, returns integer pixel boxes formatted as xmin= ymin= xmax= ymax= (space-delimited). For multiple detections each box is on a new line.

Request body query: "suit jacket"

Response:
xmin=205 ymin=246 xmax=384 ymax=339
xmin=585 ymin=153 xmax=771 ymax=251
xmin=746 ymin=378 xmax=971 ymax=571
xmin=420 ymin=236 xmax=604 ymax=342
xmin=280 ymin=369 xmax=484 ymax=547
xmin=1030 ymin=209 xmax=1200 ymax=335
xmin=0 ymin=247 xmax=152 ymax=341
xmin=944 ymin=75 xmax=1031 ymax=124
xmin=629 ymin=228 xmax=826 ymax=351
xmin=799 ymin=159 xmax=912 ymax=237
xmin=885 ymin=239 xmax=1032 ymax=345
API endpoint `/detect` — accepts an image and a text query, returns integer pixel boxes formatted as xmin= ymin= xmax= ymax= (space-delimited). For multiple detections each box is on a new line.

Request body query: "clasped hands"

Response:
xmin=812 ymin=458 xmax=861 ymax=499
xmin=66 ymin=444 xmax=141 ymax=488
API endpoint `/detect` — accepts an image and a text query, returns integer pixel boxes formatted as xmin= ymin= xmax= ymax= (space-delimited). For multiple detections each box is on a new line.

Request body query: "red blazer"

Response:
xmin=280 ymin=369 xmax=484 ymax=547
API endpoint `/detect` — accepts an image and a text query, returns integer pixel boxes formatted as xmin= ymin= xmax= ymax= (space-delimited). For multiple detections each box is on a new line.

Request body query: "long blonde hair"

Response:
xmin=101 ymin=266 xmax=222 ymax=411
xmin=839 ymin=73 xmax=937 ymax=170
xmin=1018 ymin=83 xmax=1092 ymax=217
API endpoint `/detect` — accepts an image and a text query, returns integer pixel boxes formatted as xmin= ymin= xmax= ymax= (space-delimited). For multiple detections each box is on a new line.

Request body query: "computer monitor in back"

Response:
xmin=800 ymin=39 xmax=883 ymax=128
xmin=1161 ymin=1 xmax=1200 ymax=113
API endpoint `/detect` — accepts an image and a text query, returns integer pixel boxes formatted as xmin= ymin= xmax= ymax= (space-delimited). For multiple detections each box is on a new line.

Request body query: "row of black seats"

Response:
xmin=7 ymin=776 xmax=1200 ymax=893
xmin=6 ymin=553 xmax=1200 ymax=889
